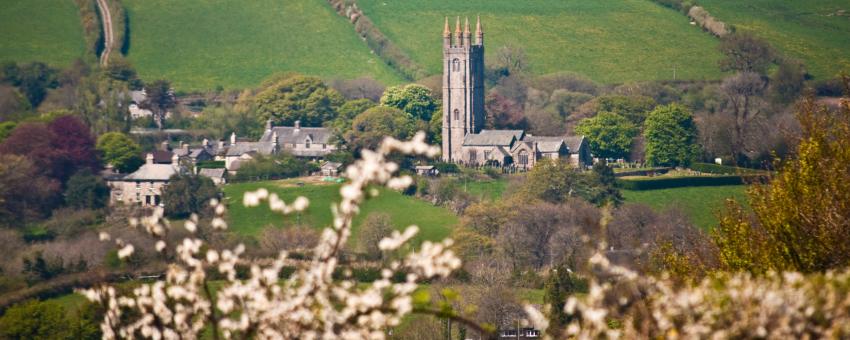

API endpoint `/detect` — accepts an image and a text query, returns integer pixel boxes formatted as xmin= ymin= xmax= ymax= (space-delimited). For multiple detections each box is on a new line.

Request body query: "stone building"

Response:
xmin=107 ymin=153 xmax=185 ymax=207
xmin=440 ymin=17 xmax=592 ymax=169
xmin=224 ymin=120 xmax=336 ymax=172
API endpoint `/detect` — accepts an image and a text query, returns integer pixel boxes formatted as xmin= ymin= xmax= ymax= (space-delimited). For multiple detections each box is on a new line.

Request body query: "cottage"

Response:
xmin=258 ymin=120 xmax=336 ymax=158
xmin=320 ymin=161 xmax=343 ymax=177
xmin=415 ymin=165 xmax=438 ymax=176
xmin=107 ymin=153 xmax=184 ymax=207
xmin=198 ymin=168 xmax=227 ymax=185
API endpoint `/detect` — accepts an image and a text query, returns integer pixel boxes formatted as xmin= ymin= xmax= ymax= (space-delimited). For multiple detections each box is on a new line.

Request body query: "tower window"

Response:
xmin=452 ymin=59 xmax=460 ymax=72
xmin=453 ymin=109 xmax=459 ymax=121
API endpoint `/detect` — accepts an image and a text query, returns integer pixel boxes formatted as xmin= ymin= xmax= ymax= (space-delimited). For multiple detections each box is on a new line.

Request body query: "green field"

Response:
xmin=622 ymin=185 xmax=748 ymax=229
xmin=0 ymin=0 xmax=86 ymax=66
xmin=700 ymin=0 xmax=850 ymax=79
xmin=122 ymin=0 xmax=404 ymax=91
xmin=223 ymin=180 xmax=457 ymax=246
xmin=357 ymin=0 xmax=726 ymax=83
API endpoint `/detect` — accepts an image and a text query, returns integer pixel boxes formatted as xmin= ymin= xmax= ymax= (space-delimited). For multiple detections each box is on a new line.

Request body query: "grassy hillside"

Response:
xmin=223 ymin=180 xmax=456 ymax=247
xmin=122 ymin=0 xmax=404 ymax=91
xmin=0 ymin=0 xmax=86 ymax=66
xmin=700 ymin=0 xmax=850 ymax=79
xmin=357 ymin=0 xmax=726 ymax=83
xmin=622 ymin=185 xmax=748 ymax=230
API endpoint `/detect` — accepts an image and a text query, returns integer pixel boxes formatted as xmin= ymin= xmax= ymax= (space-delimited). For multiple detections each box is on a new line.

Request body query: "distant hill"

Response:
xmin=121 ymin=0 xmax=405 ymax=91
xmin=699 ymin=0 xmax=850 ymax=79
xmin=0 ymin=0 xmax=86 ymax=66
xmin=357 ymin=0 xmax=727 ymax=84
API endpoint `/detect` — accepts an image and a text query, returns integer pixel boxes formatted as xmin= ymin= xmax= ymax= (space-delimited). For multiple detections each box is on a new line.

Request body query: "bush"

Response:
xmin=616 ymin=175 xmax=751 ymax=190
xmin=233 ymin=154 xmax=318 ymax=182
xmin=162 ymin=174 xmax=220 ymax=218
xmin=689 ymin=162 xmax=764 ymax=175
xmin=433 ymin=162 xmax=459 ymax=174
xmin=64 ymin=169 xmax=110 ymax=210
xmin=195 ymin=160 xmax=225 ymax=169
xmin=0 ymin=299 xmax=100 ymax=339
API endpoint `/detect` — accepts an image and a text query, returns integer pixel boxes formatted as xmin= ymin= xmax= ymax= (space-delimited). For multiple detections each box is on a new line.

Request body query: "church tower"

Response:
xmin=442 ymin=16 xmax=485 ymax=162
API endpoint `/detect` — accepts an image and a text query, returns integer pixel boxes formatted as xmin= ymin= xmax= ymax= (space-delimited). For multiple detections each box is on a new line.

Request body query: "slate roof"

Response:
xmin=199 ymin=168 xmax=226 ymax=180
xmin=260 ymin=126 xmax=333 ymax=145
xmin=226 ymin=142 xmax=276 ymax=157
xmin=563 ymin=136 xmax=585 ymax=154
xmin=123 ymin=164 xmax=181 ymax=181
xmin=523 ymin=135 xmax=566 ymax=153
xmin=149 ymin=150 xmax=174 ymax=164
xmin=321 ymin=161 xmax=342 ymax=170
xmin=462 ymin=130 xmax=525 ymax=147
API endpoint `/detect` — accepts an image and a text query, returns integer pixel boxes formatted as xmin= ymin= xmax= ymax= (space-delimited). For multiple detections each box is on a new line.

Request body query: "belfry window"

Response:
xmin=452 ymin=59 xmax=460 ymax=72
xmin=453 ymin=109 xmax=460 ymax=121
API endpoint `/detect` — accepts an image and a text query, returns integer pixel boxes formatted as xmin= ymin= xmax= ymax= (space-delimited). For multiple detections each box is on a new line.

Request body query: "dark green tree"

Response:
xmin=543 ymin=261 xmax=581 ymax=336
xmin=343 ymin=106 xmax=415 ymax=154
xmin=253 ymin=75 xmax=344 ymax=127
xmin=96 ymin=132 xmax=143 ymax=173
xmin=141 ymin=79 xmax=176 ymax=129
xmin=643 ymin=104 xmax=700 ymax=167
xmin=64 ymin=169 xmax=110 ymax=209
xmin=575 ymin=112 xmax=639 ymax=159
xmin=1 ymin=62 xmax=58 ymax=108
xmin=161 ymin=174 xmax=220 ymax=218
xmin=593 ymin=95 xmax=656 ymax=124
xmin=588 ymin=162 xmax=623 ymax=206
xmin=379 ymin=84 xmax=438 ymax=121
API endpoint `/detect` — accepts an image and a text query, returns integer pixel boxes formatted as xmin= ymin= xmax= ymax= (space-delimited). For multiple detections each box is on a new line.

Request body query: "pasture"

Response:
xmin=121 ymin=0 xmax=404 ymax=91
xmin=0 ymin=0 xmax=86 ymax=66
xmin=700 ymin=0 xmax=850 ymax=79
xmin=622 ymin=185 xmax=748 ymax=230
xmin=222 ymin=180 xmax=457 ymax=247
xmin=357 ymin=0 xmax=727 ymax=83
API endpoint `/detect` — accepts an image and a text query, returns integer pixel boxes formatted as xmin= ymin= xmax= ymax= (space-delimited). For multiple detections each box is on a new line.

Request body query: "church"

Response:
xmin=440 ymin=17 xmax=592 ymax=170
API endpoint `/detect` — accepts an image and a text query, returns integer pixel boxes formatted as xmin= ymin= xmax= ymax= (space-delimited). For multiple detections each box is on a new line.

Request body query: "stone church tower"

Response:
xmin=442 ymin=16 xmax=485 ymax=162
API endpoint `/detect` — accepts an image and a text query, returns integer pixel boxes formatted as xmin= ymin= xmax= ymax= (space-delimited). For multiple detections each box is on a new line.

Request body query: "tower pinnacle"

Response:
xmin=476 ymin=15 xmax=484 ymax=45
xmin=443 ymin=17 xmax=451 ymax=37
xmin=455 ymin=16 xmax=462 ymax=45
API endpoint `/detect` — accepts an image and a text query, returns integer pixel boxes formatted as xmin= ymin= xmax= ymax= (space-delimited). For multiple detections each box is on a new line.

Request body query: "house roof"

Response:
xmin=260 ymin=126 xmax=333 ymax=145
xmin=123 ymin=164 xmax=181 ymax=181
xmin=321 ymin=161 xmax=342 ymax=170
xmin=148 ymin=150 xmax=174 ymax=164
xmin=462 ymin=130 xmax=524 ymax=147
xmin=563 ymin=136 xmax=585 ymax=154
xmin=523 ymin=135 xmax=566 ymax=153
xmin=199 ymin=168 xmax=226 ymax=179
xmin=415 ymin=165 xmax=434 ymax=170
xmin=226 ymin=142 xmax=276 ymax=157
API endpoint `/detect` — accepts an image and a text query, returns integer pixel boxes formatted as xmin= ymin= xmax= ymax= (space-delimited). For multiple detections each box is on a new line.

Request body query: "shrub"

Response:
xmin=64 ymin=169 xmax=110 ymax=210
xmin=433 ymin=162 xmax=459 ymax=174
xmin=195 ymin=160 xmax=225 ymax=169
xmin=161 ymin=174 xmax=220 ymax=218
xmin=232 ymin=154 xmax=318 ymax=182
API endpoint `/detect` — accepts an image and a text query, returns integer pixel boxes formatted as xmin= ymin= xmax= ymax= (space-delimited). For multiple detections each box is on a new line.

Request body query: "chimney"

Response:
xmin=265 ymin=119 xmax=273 ymax=131
xmin=476 ymin=15 xmax=484 ymax=45
xmin=271 ymin=130 xmax=279 ymax=147
xmin=443 ymin=17 xmax=452 ymax=47
xmin=172 ymin=153 xmax=179 ymax=166
xmin=161 ymin=141 xmax=171 ymax=151
xmin=181 ymin=141 xmax=189 ymax=151
xmin=218 ymin=139 xmax=225 ymax=149
xmin=146 ymin=153 xmax=154 ymax=165
xmin=230 ymin=132 xmax=237 ymax=145
xmin=294 ymin=120 xmax=301 ymax=131
xmin=202 ymin=138 xmax=210 ymax=147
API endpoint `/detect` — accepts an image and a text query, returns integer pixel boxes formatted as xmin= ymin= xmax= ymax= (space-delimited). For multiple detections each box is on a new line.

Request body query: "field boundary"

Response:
xmin=617 ymin=175 xmax=764 ymax=190
xmin=95 ymin=0 xmax=113 ymax=65
xmin=325 ymin=0 xmax=427 ymax=81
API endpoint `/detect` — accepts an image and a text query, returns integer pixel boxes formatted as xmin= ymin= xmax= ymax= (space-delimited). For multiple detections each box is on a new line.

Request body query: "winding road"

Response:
xmin=95 ymin=0 xmax=114 ymax=66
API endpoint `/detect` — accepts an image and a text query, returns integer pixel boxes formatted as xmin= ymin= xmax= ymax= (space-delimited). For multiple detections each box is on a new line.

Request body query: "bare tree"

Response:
xmin=721 ymin=72 xmax=767 ymax=165
xmin=357 ymin=213 xmax=394 ymax=260
xmin=259 ymin=226 xmax=319 ymax=254
xmin=142 ymin=80 xmax=176 ymax=129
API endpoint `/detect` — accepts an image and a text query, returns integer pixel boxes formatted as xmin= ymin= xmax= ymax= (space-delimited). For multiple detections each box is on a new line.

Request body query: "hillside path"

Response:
xmin=95 ymin=0 xmax=113 ymax=66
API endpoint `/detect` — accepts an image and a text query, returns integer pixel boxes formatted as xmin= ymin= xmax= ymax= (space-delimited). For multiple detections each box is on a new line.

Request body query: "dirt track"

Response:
xmin=95 ymin=0 xmax=113 ymax=66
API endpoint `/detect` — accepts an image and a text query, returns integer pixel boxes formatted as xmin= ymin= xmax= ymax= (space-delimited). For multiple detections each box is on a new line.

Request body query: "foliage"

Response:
xmin=520 ymin=159 xmax=596 ymax=205
xmin=253 ymin=75 xmax=344 ymax=127
xmin=356 ymin=213 xmax=395 ymax=260
xmin=713 ymin=94 xmax=850 ymax=273
xmin=0 ymin=121 xmax=16 ymax=143
xmin=195 ymin=160 xmax=225 ymax=169
xmin=232 ymin=154 xmax=318 ymax=182
xmin=161 ymin=174 xmax=220 ymax=219
xmin=575 ymin=112 xmax=638 ymax=159
xmin=344 ymin=106 xmax=415 ymax=154
xmin=357 ymin=0 xmax=725 ymax=83
xmin=380 ymin=84 xmax=438 ymax=121
xmin=0 ymin=299 xmax=100 ymax=340
xmin=47 ymin=115 xmax=100 ymax=183
xmin=769 ymin=58 xmax=807 ymax=104
xmin=587 ymin=162 xmax=623 ymax=206
xmin=617 ymin=175 xmax=748 ymax=191
xmin=688 ymin=162 xmax=764 ymax=175
xmin=592 ymin=95 xmax=656 ymax=125
xmin=543 ymin=261 xmax=584 ymax=335
xmin=141 ymin=80 xmax=175 ymax=129
xmin=64 ymin=169 xmax=110 ymax=210
xmin=1 ymin=61 xmax=59 ymax=108
xmin=717 ymin=32 xmax=776 ymax=74
xmin=192 ymin=104 xmax=263 ymax=140
xmin=643 ymin=104 xmax=700 ymax=167
xmin=96 ymin=132 xmax=143 ymax=173
xmin=120 ymin=0 xmax=402 ymax=91
xmin=0 ymin=154 xmax=60 ymax=226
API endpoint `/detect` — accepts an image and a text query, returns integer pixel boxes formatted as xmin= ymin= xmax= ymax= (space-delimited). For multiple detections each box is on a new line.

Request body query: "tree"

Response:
xmin=575 ymin=112 xmax=639 ymax=159
xmin=484 ymin=92 xmax=526 ymax=130
xmin=0 ymin=121 xmax=16 ymax=143
xmin=141 ymin=80 xmax=176 ymax=129
xmin=379 ymin=84 xmax=438 ymax=121
xmin=718 ymin=32 xmax=776 ymax=74
xmin=64 ymin=169 xmax=110 ymax=209
xmin=344 ymin=106 xmax=415 ymax=154
xmin=193 ymin=104 xmax=263 ymax=140
xmin=643 ymin=104 xmax=700 ymax=167
xmin=0 ymin=122 xmax=58 ymax=176
xmin=96 ymin=132 xmax=143 ymax=173
xmin=0 ymin=299 xmax=100 ymax=339
xmin=720 ymin=72 xmax=767 ymax=164
xmin=1 ymin=62 xmax=58 ymax=108
xmin=713 ymin=93 xmax=850 ymax=273
xmin=593 ymin=95 xmax=656 ymax=124
xmin=357 ymin=213 xmax=395 ymax=260
xmin=253 ymin=75 xmax=344 ymax=127
xmin=47 ymin=115 xmax=100 ymax=183
xmin=329 ymin=99 xmax=376 ymax=145
xmin=233 ymin=154 xmax=317 ymax=182
xmin=161 ymin=174 xmax=220 ymax=218
xmin=769 ymin=58 xmax=807 ymax=104
xmin=544 ymin=261 xmax=581 ymax=335
xmin=587 ymin=162 xmax=623 ymax=206
xmin=521 ymin=159 xmax=596 ymax=204
xmin=0 ymin=155 xmax=60 ymax=226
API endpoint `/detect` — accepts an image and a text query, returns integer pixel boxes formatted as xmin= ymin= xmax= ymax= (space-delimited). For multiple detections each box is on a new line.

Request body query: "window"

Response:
xmin=484 ymin=150 xmax=491 ymax=160
xmin=453 ymin=109 xmax=460 ymax=121
xmin=305 ymin=138 xmax=311 ymax=149
xmin=452 ymin=58 xmax=460 ymax=72
xmin=468 ymin=150 xmax=477 ymax=163
xmin=322 ymin=144 xmax=326 ymax=149
xmin=135 ymin=181 xmax=140 ymax=189
xmin=518 ymin=150 xmax=529 ymax=166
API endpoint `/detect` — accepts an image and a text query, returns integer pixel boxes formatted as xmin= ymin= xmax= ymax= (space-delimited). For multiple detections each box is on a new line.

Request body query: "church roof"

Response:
xmin=462 ymin=130 xmax=524 ymax=147
xmin=523 ymin=135 xmax=566 ymax=153
xmin=563 ymin=136 xmax=586 ymax=154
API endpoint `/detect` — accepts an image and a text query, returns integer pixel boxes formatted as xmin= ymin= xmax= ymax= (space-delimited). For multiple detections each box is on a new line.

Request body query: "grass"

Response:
xmin=622 ymin=185 xmax=748 ymax=230
xmin=222 ymin=180 xmax=457 ymax=247
xmin=0 ymin=0 xmax=86 ymax=66
xmin=122 ymin=0 xmax=404 ymax=92
xmin=461 ymin=177 xmax=508 ymax=201
xmin=700 ymin=0 xmax=850 ymax=80
xmin=357 ymin=0 xmax=727 ymax=83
